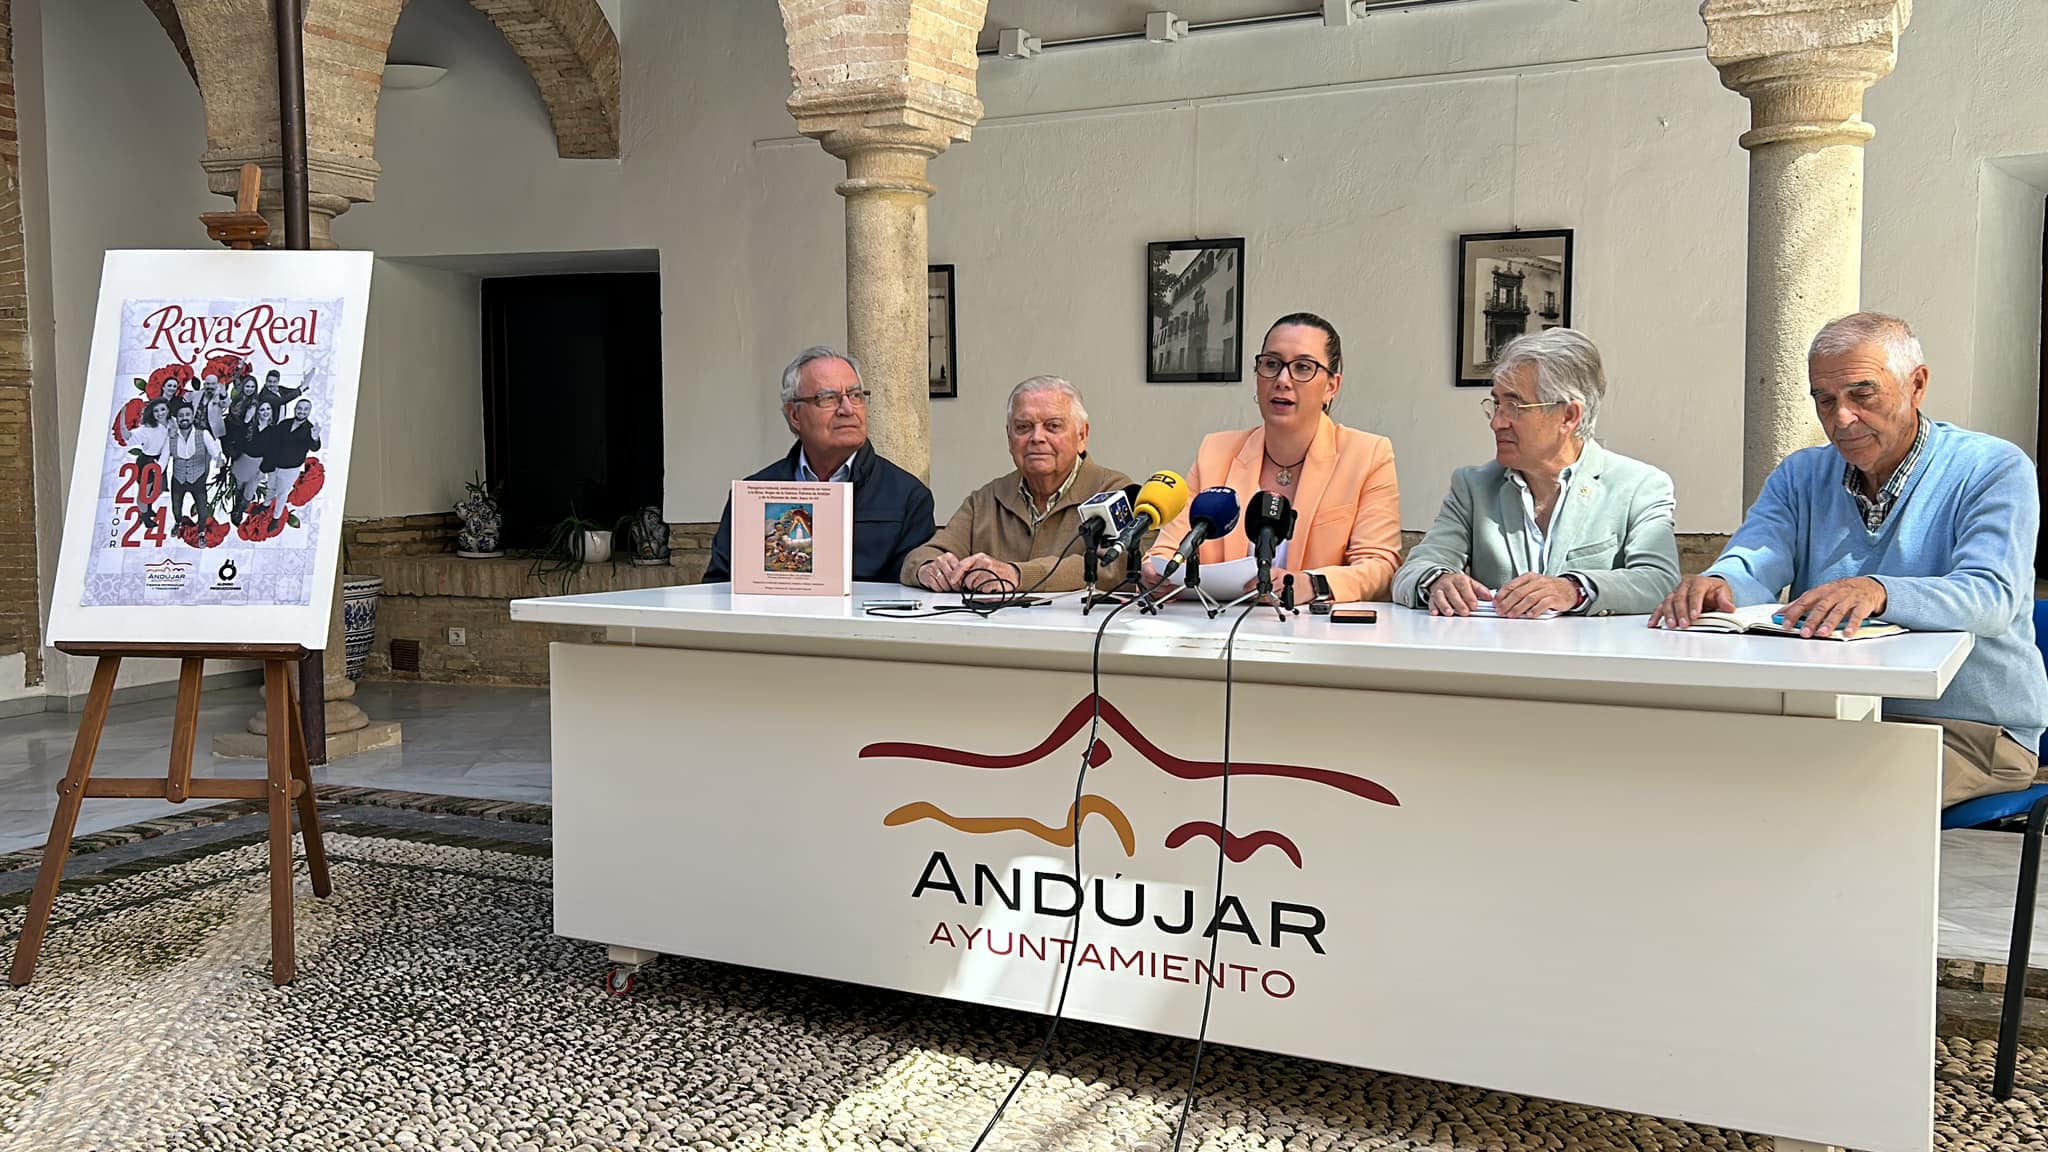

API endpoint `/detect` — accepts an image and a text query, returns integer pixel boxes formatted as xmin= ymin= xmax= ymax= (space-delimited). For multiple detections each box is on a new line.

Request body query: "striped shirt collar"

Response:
xmin=1018 ymin=457 xmax=1084 ymax=528
xmin=1843 ymin=416 xmax=1929 ymax=531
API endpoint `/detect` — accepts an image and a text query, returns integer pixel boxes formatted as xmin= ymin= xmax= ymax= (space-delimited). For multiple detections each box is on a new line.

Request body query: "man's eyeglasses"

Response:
xmin=1253 ymin=354 xmax=1333 ymax=384
xmin=794 ymin=388 xmax=871 ymax=410
xmin=1481 ymin=397 xmax=1563 ymax=421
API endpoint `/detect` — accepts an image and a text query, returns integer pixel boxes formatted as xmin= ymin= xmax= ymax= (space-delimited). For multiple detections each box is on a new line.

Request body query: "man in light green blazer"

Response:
xmin=1393 ymin=328 xmax=1679 ymax=618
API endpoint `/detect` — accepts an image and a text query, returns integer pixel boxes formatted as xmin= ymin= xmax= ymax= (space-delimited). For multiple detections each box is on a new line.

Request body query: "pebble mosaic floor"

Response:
xmin=1 ymin=812 xmax=2043 ymax=1152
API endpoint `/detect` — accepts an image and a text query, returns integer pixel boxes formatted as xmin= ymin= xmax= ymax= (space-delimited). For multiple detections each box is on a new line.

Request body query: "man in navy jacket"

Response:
xmin=704 ymin=346 xmax=935 ymax=584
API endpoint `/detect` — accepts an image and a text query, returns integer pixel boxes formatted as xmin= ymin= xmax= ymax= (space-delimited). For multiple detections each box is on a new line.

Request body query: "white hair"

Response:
xmin=1809 ymin=312 xmax=1926 ymax=384
xmin=1004 ymin=375 xmax=1088 ymax=425
xmin=779 ymin=346 xmax=863 ymax=408
xmin=1493 ymin=327 xmax=1606 ymax=443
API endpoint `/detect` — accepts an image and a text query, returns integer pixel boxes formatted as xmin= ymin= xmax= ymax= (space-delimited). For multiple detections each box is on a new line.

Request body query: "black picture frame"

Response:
xmin=1454 ymin=229 xmax=1574 ymax=387
xmin=1146 ymin=238 xmax=1246 ymax=383
xmin=928 ymin=264 xmax=957 ymax=400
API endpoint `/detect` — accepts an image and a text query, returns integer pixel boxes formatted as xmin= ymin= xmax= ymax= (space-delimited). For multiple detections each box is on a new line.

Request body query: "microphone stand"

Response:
xmin=1224 ymin=534 xmax=1296 ymax=621
xmin=1080 ymin=522 xmax=1103 ymax=613
xmin=1182 ymin=549 xmax=1226 ymax=618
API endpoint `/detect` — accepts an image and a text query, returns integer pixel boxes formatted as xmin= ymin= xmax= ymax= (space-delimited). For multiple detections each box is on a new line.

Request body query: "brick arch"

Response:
xmin=145 ymin=0 xmax=619 ymax=162
xmin=460 ymin=0 xmax=621 ymax=160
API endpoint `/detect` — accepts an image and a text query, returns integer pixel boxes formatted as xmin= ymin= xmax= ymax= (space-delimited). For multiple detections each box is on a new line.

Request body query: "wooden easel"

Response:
xmin=9 ymin=166 xmax=332 ymax=989
xmin=8 ymin=645 xmax=332 ymax=987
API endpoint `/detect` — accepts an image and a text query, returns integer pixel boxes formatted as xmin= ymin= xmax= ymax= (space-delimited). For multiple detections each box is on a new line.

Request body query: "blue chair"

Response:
xmin=1938 ymin=598 xmax=2048 ymax=1099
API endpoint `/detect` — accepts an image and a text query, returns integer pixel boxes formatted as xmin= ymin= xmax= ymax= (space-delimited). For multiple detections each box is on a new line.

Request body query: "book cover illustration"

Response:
xmin=763 ymin=502 xmax=815 ymax=574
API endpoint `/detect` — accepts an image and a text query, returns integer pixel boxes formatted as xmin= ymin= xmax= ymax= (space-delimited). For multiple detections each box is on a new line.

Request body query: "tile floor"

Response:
xmin=1 ymin=680 xmax=2042 ymax=965
xmin=0 ymin=681 xmax=549 ymax=856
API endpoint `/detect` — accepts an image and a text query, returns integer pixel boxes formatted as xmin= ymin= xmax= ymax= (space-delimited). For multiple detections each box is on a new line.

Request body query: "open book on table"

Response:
xmin=1686 ymin=603 xmax=1906 ymax=641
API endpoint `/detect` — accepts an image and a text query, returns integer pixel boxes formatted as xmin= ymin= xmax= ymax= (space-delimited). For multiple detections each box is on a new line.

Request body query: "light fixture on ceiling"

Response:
xmin=382 ymin=64 xmax=448 ymax=90
xmin=997 ymin=27 xmax=1042 ymax=59
xmin=1145 ymin=11 xmax=1190 ymax=43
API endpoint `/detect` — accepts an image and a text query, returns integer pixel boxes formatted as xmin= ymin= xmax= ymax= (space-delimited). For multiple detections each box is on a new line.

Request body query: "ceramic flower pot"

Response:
xmin=455 ymin=496 xmax=503 ymax=557
xmin=341 ymin=574 xmax=383 ymax=682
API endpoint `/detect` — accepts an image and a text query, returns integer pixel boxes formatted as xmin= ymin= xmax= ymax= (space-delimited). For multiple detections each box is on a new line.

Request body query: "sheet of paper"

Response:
xmin=1162 ymin=554 xmax=1260 ymax=590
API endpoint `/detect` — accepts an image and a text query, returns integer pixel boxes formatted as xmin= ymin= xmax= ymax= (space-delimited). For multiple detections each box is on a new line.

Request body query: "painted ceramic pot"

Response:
xmin=341 ymin=574 xmax=384 ymax=682
xmin=455 ymin=496 xmax=503 ymax=557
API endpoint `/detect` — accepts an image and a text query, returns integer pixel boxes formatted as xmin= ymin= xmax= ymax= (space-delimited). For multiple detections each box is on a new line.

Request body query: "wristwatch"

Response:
xmin=1417 ymin=567 xmax=1450 ymax=605
xmin=1308 ymin=572 xmax=1334 ymax=602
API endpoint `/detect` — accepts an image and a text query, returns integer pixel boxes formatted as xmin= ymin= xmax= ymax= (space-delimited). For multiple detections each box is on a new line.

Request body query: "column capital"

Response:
xmin=789 ymin=86 xmax=979 ymax=156
xmin=1702 ymin=0 xmax=1911 ymax=149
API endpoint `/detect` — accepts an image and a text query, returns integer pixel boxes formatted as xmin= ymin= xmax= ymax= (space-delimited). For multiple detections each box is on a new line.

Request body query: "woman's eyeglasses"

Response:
xmin=1253 ymin=354 xmax=1332 ymax=384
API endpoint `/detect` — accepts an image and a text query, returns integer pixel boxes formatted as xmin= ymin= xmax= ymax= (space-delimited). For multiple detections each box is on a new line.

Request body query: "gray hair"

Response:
xmin=779 ymin=346 xmax=863 ymax=408
xmin=1809 ymin=312 xmax=1926 ymax=384
xmin=1004 ymin=375 xmax=1089 ymax=425
xmin=1493 ymin=327 xmax=1606 ymax=442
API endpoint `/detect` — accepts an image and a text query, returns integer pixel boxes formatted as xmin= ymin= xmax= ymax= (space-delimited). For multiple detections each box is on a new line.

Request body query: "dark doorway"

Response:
xmin=482 ymin=273 xmax=663 ymax=549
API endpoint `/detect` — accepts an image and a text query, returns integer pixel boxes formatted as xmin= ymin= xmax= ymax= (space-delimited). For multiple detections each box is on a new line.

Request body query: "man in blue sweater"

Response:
xmin=1652 ymin=312 xmax=2048 ymax=806
xmin=704 ymin=346 xmax=935 ymax=584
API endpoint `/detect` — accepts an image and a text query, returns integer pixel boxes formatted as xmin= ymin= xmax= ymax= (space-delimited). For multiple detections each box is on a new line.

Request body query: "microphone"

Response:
xmin=1076 ymin=487 xmax=1134 ymax=553
xmin=1159 ymin=487 xmax=1240 ymax=580
xmin=1103 ymin=471 xmax=1189 ymax=564
xmin=1244 ymin=490 xmax=1297 ymax=594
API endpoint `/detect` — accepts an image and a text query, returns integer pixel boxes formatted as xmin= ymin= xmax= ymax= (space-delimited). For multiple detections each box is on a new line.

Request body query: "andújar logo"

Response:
xmin=863 ymin=694 xmax=1399 ymax=1001
xmin=143 ymin=558 xmax=190 ymax=591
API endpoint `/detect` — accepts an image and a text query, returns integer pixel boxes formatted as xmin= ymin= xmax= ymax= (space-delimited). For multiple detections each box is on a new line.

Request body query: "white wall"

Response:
xmin=346 ymin=0 xmax=632 ymax=259
xmin=1865 ymin=0 xmax=2048 ymax=448
xmin=1969 ymin=161 xmax=2046 ymax=457
xmin=349 ymin=260 xmax=484 ymax=519
xmin=752 ymin=3 xmax=1749 ymax=527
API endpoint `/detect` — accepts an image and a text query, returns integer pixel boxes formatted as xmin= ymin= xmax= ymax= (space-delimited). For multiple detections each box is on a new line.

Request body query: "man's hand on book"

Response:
xmin=1778 ymin=576 xmax=1888 ymax=639
xmin=1649 ymin=575 xmax=1733 ymax=630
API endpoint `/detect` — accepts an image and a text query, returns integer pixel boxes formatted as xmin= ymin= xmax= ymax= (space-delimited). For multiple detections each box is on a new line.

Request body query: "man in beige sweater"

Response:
xmin=901 ymin=376 xmax=1133 ymax=593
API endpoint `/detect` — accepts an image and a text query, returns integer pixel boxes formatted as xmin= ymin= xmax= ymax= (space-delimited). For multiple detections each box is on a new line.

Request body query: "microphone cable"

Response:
xmin=968 ymin=571 xmax=1142 ymax=1152
xmin=862 ymin=530 xmax=1088 ymax=620
xmin=1168 ymin=595 xmax=1260 ymax=1152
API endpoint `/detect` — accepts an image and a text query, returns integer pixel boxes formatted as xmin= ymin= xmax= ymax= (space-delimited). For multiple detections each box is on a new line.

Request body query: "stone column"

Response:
xmin=808 ymin=119 xmax=962 ymax=477
xmin=174 ymin=0 xmax=405 ymax=249
xmin=779 ymin=0 xmax=987 ymax=481
xmin=1703 ymin=0 xmax=1911 ymax=509
xmin=216 ymin=579 xmax=401 ymax=761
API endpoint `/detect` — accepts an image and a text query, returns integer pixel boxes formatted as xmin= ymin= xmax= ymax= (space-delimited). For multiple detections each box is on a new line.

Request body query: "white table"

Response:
xmin=513 ymin=582 xmax=1971 ymax=1152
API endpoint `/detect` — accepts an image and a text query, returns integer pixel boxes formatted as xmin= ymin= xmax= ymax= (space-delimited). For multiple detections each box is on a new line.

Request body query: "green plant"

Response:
xmin=460 ymin=471 xmax=499 ymax=509
xmin=528 ymin=507 xmax=612 ymax=594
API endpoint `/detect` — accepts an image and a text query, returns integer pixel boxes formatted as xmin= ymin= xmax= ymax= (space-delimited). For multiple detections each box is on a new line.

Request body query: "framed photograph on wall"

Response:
xmin=1147 ymin=238 xmax=1246 ymax=383
xmin=928 ymin=264 xmax=956 ymax=399
xmin=1455 ymin=229 xmax=1574 ymax=387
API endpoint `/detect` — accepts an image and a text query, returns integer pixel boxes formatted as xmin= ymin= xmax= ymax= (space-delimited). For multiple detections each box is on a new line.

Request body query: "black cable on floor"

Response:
xmin=1169 ymin=596 xmax=1258 ymax=1151
xmin=968 ymin=574 xmax=1139 ymax=1152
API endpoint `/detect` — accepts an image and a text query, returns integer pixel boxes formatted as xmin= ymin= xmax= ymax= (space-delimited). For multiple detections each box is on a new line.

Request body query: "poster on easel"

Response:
xmin=49 ymin=249 xmax=374 ymax=649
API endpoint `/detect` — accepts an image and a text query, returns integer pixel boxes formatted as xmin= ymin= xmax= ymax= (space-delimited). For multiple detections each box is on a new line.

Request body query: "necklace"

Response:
xmin=1265 ymin=447 xmax=1308 ymax=487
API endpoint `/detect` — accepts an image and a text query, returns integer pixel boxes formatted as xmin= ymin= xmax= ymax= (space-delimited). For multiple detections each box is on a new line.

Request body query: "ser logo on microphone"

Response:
xmin=1100 ymin=471 xmax=1190 ymax=564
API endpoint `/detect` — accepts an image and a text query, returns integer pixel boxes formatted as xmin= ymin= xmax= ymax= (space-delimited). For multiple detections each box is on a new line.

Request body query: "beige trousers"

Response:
xmin=1904 ymin=717 xmax=2042 ymax=808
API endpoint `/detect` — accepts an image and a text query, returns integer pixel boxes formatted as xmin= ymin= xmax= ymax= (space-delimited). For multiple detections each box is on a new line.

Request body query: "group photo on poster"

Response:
xmin=86 ymin=297 xmax=343 ymax=608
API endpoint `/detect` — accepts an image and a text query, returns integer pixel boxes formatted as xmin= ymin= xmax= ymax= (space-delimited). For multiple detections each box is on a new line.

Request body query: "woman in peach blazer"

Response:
xmin=1146 ymin=312 xmax=1401 ymax=603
